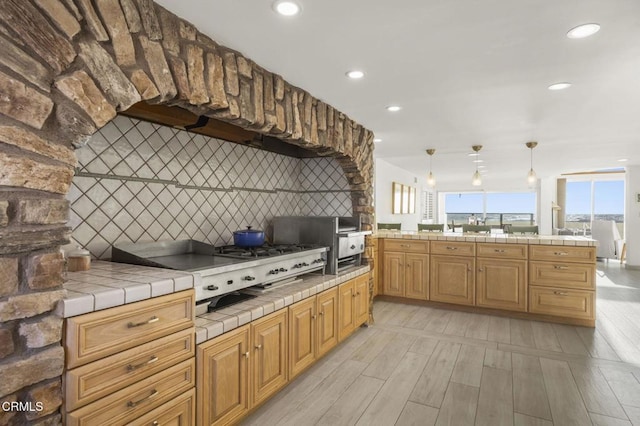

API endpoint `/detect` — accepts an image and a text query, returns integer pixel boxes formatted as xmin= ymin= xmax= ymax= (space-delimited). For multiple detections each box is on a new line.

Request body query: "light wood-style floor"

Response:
xmin=242 ymin=261 xmax=640 ymax=426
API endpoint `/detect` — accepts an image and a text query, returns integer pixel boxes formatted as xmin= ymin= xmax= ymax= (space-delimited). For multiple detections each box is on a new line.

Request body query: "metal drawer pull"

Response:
xmin=400 ymin=244 xmax=411 ymax=248
xmin=127 ymin=355 xmax=159 ymax=372
xmin=553 ymin=265 xmax=569 ymax=270
xmin=446 ymin=246 xmax=458 ymax=250
xmin=152 ymin=421 xmax=159 ymax=426
xmin=127 ymin=389 xmax=158 ymax=408
xmin=553 ymin=291 xmax=569 ymax=296
xmin=554 ymin=252 xmax=569 ymax=256
xmin=127 ymin=316 xmax=159 ymax=328
xmin=494 ymin=249 xmax=505 ymax=253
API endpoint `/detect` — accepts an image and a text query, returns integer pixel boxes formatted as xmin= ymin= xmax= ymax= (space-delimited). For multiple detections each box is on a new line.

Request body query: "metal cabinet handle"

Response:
xmin=553 ymin=291 xmax=569 ymax=296
xmin=152 ymin=421 xmax=159 ymax=426
xmin=400 ymin=244 xmax=411 ymax=248
xmin=352 ymin=293 xmax=357 ymax=298
xmin=127 ymin=355 xmax=159 ymax=372
xmin=244 ymin=351 xmax=249 ymax=358
xmin=312 ymin=315 xmax=316 ymax=320
xmin=494 ymin=249 xmax=505 ymax=253
xmin=478 ymin=268 xmax=484 ymax=272
xmin=127 ymin=316 xmax=159 ymax=328
xmin=446 ymin=246 xmax=458 ymax=250
xmin=127 ymin=389 xmax=158 ymax=408
xmin=554 ymin=252 xmax=569 ymax=256
xmin=318 ymin=311 xmax=324 ymax=316
xmin=553 ymin=265 xmax=569 ymax=270
xmin=255 ymin=344 xmax=262 ymax=350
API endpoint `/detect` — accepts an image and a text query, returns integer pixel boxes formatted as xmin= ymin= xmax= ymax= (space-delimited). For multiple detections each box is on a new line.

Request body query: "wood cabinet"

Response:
xmin=289 ymin=297 xmax=316 ymax=379
xmin=316 ymin=287 xmax=338 ymax=358
xmin=251 ymin=309 xmax=288 ymax=407
xmin=430 ymin=255 xmax=475 ymax=306
xmin=372 ymin=239 xmax=380 ymax=297
xmin=131 ymin=388 xmax=195 ymax=426
xmin=475 ymin=243 xmax=527 ymax=312
xmin=529 ymin=286 xmax=595 ymax=320
xmin=338 ymin=273 xmax=371 ymax=341
xmin=64 ymin=290 xmax=196 ymax=425
xmin=382 ymin=239 xmax=429 ymax=300
xmin=197 ymin=325 xmax=249 ymax=426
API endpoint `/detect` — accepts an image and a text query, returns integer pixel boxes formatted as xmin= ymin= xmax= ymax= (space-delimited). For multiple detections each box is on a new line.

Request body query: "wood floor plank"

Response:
xmin=362 ymin=332 xmax=416 ymax=380
xmin=569 ymin=362 xmax=627 ymax=420
xmin=476 ymin=366 xmax=513 ymax=426
xmin=484 ymin=348 xmax=512 ymax=371
xmin=488 ymin=316 xmax=511 ymax=344
xmin=355 ymin=351 xmax=429 ymax=426
xmin=434 ymin=382 xmax=479 ymax=426
xmin=513 ymin=413 xmax=553 ymax=426
xmin=443 ymin=311 xmax=472 ymax=337
xmin=510 ymin=319 xmax=536 ymax=348
xmin=599 ymin=367 xmax=640 ymax=408
xmin=315 ymin=375 xmax=384 ymax=426
xmin=308 ymin=327 xmax=377 ymax=379
xmin=395 ymin=401 xmax=439 ymax=426
xmin=423 ymin=309 xmax=452 ymax=334
xmin=350 ymin=330 xmax=395 ymax=364
xmin=386 ymin=304 xmax=420 ymax=326
xmin=450 ymin=344 xmax=485 ymax=387
xmin=531 ymin=321 xmax=562 ymax=352
xmin=552 ymin=324 xmax=591 ymax=356
xmin=403 ymin=306 xmax=435 ymax=330
xmin=409 ymin=341 xmax=461 ymax=408
xmin=465 ymin=314 xmax=490 ymax=340
xmin=277 ymin=359 xmax=368 ymax=426
xmin=409 ymin=336 xmax=439 ymax=356
xmin=596 ymin=314 xmax=640 ymax=364
xmin=512 ymin=353 xmax=552 ymax=420
xmin=539 ymin=357 xmax=591 ymax=426
xmin=575 ymin=326 xmax=621 ymax=361
xmin=589 ymin=412 xmax=633 ymax=426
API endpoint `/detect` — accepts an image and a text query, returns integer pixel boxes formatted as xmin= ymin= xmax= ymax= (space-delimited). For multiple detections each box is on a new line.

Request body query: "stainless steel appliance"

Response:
xmin=112 ymin=240 xmax=327 ymax=311
xmin=272 ymin=216 xmax=371 ymax=274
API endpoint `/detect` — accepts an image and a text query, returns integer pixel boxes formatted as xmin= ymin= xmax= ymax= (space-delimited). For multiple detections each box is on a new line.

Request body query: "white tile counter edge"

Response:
xmin=195 ymin=265 xmax=371 ymax=344
xmin=59 ymin=261 xmax=200 ymax=318
xmin=374 ymin=231 xmax=597 ymax=246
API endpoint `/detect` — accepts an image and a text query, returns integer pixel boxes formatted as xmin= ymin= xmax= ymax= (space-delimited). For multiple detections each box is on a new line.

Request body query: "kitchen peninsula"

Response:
xmin=374 ymin=231 xmax=597 ymax=327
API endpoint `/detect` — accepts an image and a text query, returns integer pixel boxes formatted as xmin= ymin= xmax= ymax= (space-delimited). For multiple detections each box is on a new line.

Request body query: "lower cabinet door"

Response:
xmin=354 ymin=273 xmax=370 ymax=326
xmin=476 ymin=258 xmax=527 ymax=312
xmin=404 ymin=253 xmax=429 ymax=300
xmin=289 ymin=297 xmax=316 ymax=379
xmin=338 ymin=280 xmax=356 ymax=341
xmin=251 ymin=309 xmax=288 ymax=406
xmin=316 ymin=287 xmax=338 ymax=358
xmin=130 ymin=388 xmax=195 ymax=426
xmin=197 ymin=326 xmax=249 ymax=426
xmin=430 ymin=255 xmax=475 ymax=306
xmin=382 ymin=252 xmax=404 ymax=296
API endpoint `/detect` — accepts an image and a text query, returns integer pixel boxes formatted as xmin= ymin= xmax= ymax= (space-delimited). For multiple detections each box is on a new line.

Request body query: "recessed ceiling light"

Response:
xmin=273 ymin=1 xmax=301 ymax=16
xmin=567 ymin=23 xmax=601 ymax=39
xmin=346 ymin=70 xmax=364 ymax=79
xmin=618 ymin=158 xmax=628 ymax=162
xmin=473 ymin=159 xmax=484 ymax=163
xmin=548 ymin=82 xmax=572 ymax=91
xmin=386 ymin=105 xmax=401 ymax=112
xmin=373 ymin=138 xmax=382 ymax=143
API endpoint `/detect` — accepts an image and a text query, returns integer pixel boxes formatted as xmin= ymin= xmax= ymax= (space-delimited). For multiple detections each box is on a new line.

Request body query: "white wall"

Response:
xmin=538 ymin=177 xmax=556 ymax=235
xmin=375 ymin=158 xmax=426 ymax=230
xmin=624 ymin=166 xmax=640 ymax=269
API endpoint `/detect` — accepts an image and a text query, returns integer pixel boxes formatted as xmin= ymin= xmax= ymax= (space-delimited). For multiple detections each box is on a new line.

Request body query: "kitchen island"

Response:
xmin=374 ymin=231 xmax=597 ymax=327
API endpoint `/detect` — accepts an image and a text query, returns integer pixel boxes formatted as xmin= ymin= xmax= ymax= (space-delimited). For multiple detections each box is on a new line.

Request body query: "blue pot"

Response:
xmin=233 ymin=226 xmax=265 ymax=247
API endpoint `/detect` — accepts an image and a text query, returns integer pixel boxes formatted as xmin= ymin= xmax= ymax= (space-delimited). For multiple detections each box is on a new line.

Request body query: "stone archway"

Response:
xmin=0 ymin=0 xmax=373 ymax=423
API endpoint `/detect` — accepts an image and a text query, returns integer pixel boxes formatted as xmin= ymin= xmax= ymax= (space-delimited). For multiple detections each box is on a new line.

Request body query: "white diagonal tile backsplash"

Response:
xmin=69 ymin=116 xmax=352 ymax=259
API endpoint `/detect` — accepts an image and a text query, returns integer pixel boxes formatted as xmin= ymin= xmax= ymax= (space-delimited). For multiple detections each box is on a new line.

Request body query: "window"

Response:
xmin=444 ymin=192 xmax=536 ymax=227
xmin=565 ymin=179 xmax=624 ymax=237
xmin=421 ymin=190 xmax=434 ymax=221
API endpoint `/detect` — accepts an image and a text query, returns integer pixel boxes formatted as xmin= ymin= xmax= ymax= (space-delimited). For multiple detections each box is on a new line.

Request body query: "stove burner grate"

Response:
xmin=215 ymin=243 xmax=318 ymax=259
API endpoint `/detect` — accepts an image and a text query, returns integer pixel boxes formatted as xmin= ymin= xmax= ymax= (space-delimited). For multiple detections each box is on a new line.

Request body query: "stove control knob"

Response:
xmin=292 ymin=264 xmax=300 ymax=269
xmin=313 ymin=259 xmax=323 ymax=264
xmin=243 ymin=276 xmax=255 ymax=281
xmin=302 ymin=262 xmax=309 ymax=267
xmin=279 ymin=267 xmax=288 ymax=272
xmin=350 ymin=245 xmax=356 ymax=250
xmin=268 ymin=269 xmax=278 ymax=275
xmin=227 ymin=280 xmax=233 ymax=285
xmin=207 ymin=285 xmax=219 ymax=291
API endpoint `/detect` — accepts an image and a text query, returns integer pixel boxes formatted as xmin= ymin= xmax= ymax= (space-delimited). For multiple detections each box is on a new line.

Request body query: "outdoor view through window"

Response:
xmin=444 ymin=192 xmax=536 ymax=228
xmin=565 ymin=179 xmax=625 ymax=237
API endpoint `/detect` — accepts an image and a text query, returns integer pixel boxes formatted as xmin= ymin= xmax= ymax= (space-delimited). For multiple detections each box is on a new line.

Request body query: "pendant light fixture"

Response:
xmin=526 ymin=141 xmax=538 ymax=186
xmin=471 ymin=145 xmax=483 ymax=186
xmin=426 ymin=149 xmax=436 ymax=187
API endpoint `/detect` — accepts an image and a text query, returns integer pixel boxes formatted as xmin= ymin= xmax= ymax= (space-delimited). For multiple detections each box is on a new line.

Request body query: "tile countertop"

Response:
xmin=373 ymin=231 xmax=597 ymax=246
xmin=195 ymin=265 xmax=370 ymax=344
xmin=59 ymin=261 xmax=200 ymax=318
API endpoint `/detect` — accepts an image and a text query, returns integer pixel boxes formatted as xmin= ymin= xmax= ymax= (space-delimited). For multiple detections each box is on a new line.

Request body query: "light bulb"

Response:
xmin=427 ymin=172 xmax=436 ymax=187
xmin=527 ymin=168 xmax=537 ymax=186
xmin=472 ymin=170 xmax=482 ymax=186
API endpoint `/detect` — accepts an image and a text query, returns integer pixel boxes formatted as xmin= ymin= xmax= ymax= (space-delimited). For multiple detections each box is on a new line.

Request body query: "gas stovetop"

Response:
xmin=215 ymin=243 xmax=323 ymax=259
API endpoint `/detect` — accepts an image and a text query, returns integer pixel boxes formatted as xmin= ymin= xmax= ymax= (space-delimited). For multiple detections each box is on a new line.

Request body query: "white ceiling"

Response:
xmin=156 ymin=0 xmax=640 ymax=191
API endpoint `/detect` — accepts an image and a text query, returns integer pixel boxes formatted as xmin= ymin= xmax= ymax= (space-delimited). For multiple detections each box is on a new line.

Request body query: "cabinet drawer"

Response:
xmin=529 ymin=286 xmax=594 ymax=320
xmin=129 ymin=388 xmax=195 ymax=426
xmin=66 ymin=358 xmax=195 ymax=426
xmin=477 ymin=243 xmax=527 ymax=260
xmin=430 ymin=241 xmax=475 ymax=256
xmin=384 ymin=239 xmax=429 ymax=253
xmin=529 ymin=261 xmax=595 ymax=290
xmin=529 ymin=245 xmax=595 ymax=263
xmin=65 ymin=290 xmax=194 ymax=368
xmin=65 ymin=328 xmax=195 ymax=411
